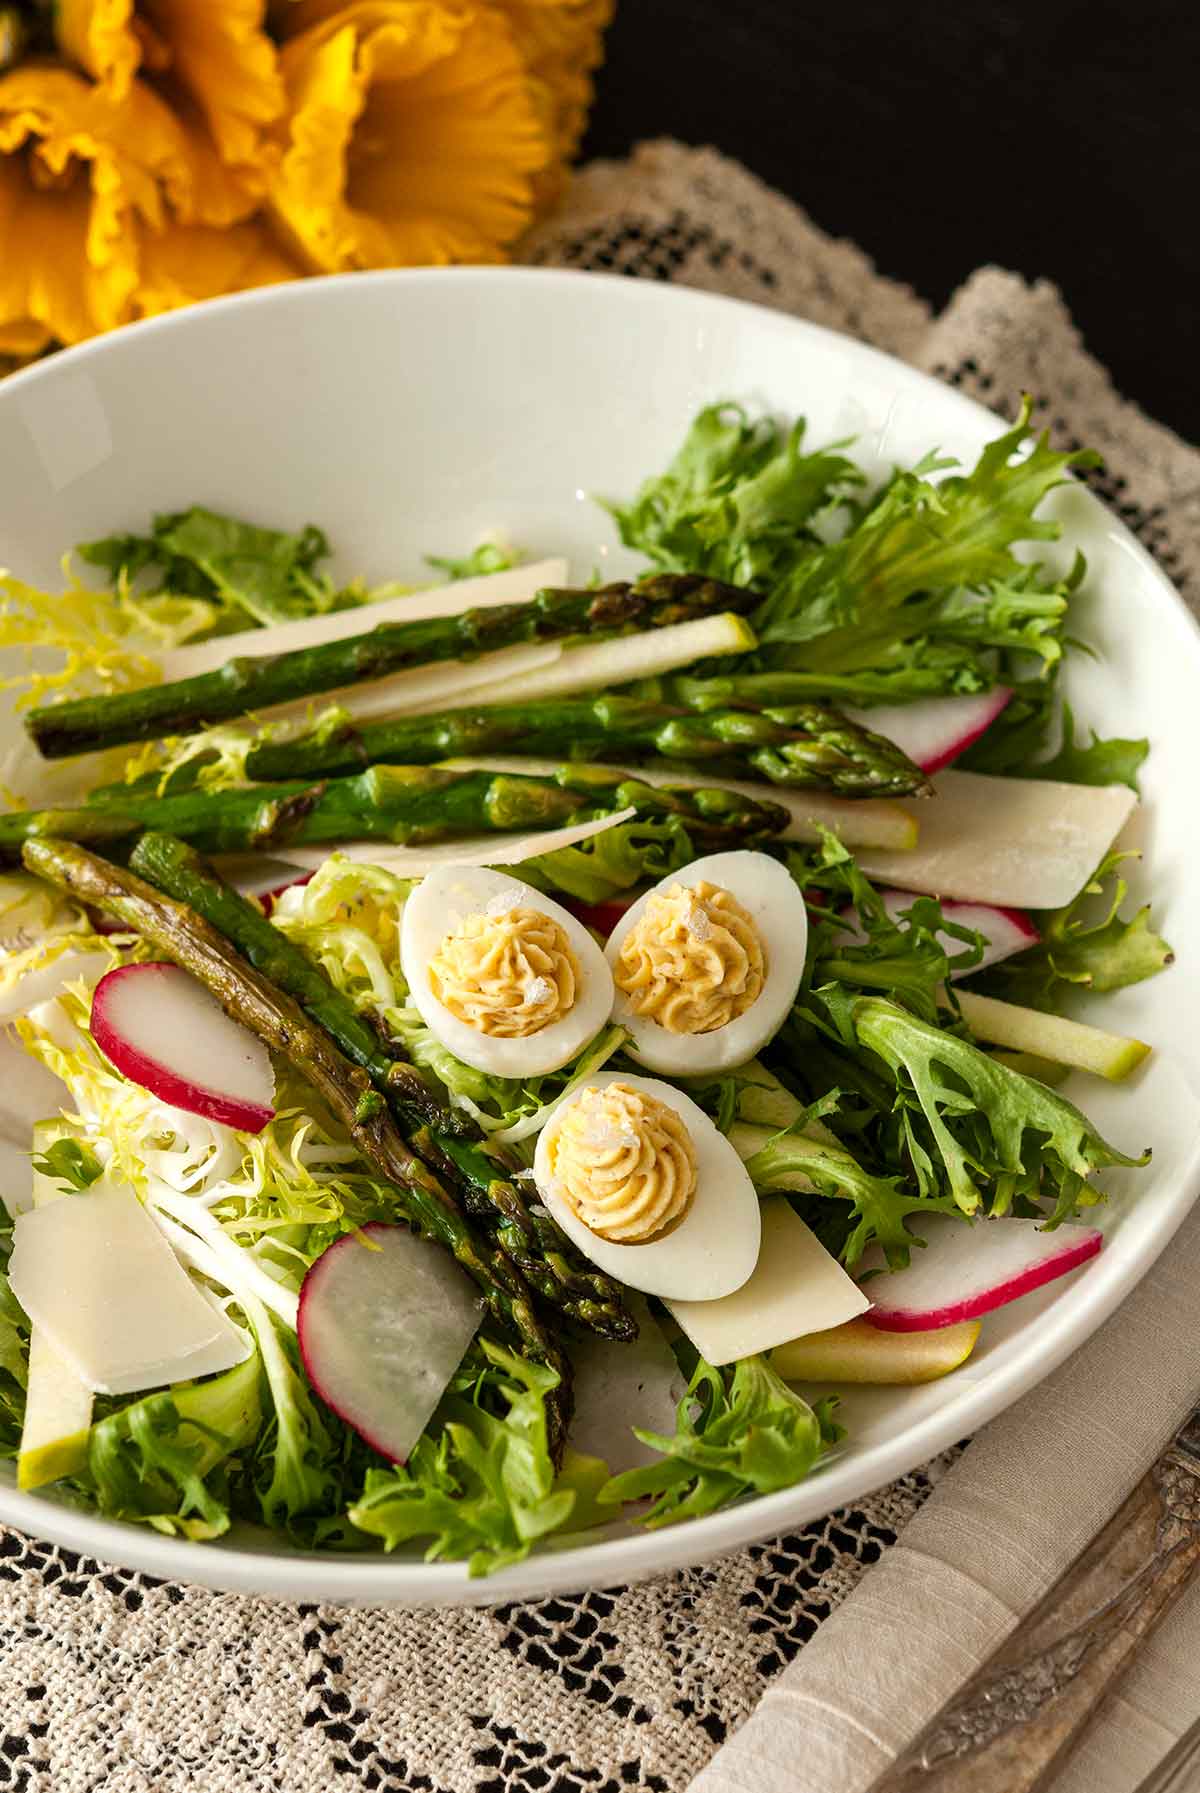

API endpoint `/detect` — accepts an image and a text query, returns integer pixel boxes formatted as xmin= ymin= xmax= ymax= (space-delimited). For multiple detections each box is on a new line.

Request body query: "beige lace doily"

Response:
xmin=1 ymin=139 xmax=1196 ymax=1793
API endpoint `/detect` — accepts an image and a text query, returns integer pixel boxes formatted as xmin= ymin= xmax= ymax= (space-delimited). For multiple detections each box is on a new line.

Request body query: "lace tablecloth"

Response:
xmin=1 ymin=140 xmax=1197 ymax=1793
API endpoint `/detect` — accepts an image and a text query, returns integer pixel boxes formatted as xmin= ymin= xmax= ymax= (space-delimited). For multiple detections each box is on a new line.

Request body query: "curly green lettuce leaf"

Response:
xmin=30 ymin=1136 xmax=104 ymax=1193
xmin=517 ymin=814 xmax=694 ymax=904
xmin=349 ymin=1338 xmax=602 ymax=1577
xmin=425 ymin=540 xmax=519 ymax=581
xmin=601 ymin=1354 xmax=841 ymax=1528
xmin=787 ymin=830 xmax=983 ymax=1023
xmin=980 ymin=851 xmax=1173 ymax=1010
xmin=1030 ymin=704 xmax=1149 ymax=792
xmin=241 ymin=1293 xmax=346 ymax=1539
xmin=606 ymin=401 xmax=863 ymax=590
xmin=86 ymin=1350 xmax=262 ymax=1540
xmin=752 ymin=399 xmax=1092 ymax=642
xmin=849 ymin=995 xmax=1149 ymax=1224
xmin=80 ymin=508 xmax=346 ymax=626
xmin=740 ymin=1105 xmax=961 ymax=1269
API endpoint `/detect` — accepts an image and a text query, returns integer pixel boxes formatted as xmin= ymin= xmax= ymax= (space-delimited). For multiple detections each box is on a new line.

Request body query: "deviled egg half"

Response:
xmin=533 ymin=1071 xmax=761 ymax=1299
xmin=399 ymin=864 xmax=614 ymax=1077
xmin=603 ymin=850 xmax=809 ymax=1075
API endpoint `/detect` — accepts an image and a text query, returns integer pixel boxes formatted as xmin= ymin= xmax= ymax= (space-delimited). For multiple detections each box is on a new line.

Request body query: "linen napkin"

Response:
xmin=689 ymin=1197 xmax=1200 ymax=1793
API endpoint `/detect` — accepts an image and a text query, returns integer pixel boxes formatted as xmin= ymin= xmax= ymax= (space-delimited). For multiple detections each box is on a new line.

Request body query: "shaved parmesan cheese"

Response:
xmin=9 ymin=1180 xmax=250 ymax=1395
xmin=270 ymin=806 xmax=638 ymax=876
xmin=443 ymin=756 xmax=919 ymax=852
xmin=568 ymin=1296 xmax=686 ymax=1473
xmin=856 ymin=770 xmax=1137 ymax=908
xmin=261 ymin=639 xmax=566 ymax=732
xmin=666 ymin=1199 xmax=870 ymax=1366
xmin=157 ymin=559 xmax=569 ymax=679
xmin=0 ymin=1030 xmax=69 ymax=1217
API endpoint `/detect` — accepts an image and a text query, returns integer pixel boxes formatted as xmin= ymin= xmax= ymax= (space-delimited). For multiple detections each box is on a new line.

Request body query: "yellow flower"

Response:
xmin=55 ymin=0 xmax=285 ymax=219
xmin=0 ymin=65 xmax=188 ymax=352
xmin=135 ymin=215 xmax=302 ymax=317
xmin=270 ymin=1 xmax=553 ymax=271
xmin=486 ymin=0 xmax=612 ymax=205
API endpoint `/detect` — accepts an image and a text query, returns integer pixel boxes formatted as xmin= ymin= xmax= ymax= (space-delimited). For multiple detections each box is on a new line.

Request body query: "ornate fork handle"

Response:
xmin=867 ymin=1416 xmax=1200 ymax=1792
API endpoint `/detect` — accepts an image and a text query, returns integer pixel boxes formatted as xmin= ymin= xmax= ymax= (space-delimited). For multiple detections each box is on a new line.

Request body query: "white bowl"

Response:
xmin=1 ymin=269 xmax=1198 ymax=1606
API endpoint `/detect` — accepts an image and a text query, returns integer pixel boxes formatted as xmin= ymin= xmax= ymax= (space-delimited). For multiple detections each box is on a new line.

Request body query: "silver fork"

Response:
xmin=1134 ymin=1714 xmax=1200 ymax=1793
xmin=866 ymin=1408 xmax=1200 ymax=1791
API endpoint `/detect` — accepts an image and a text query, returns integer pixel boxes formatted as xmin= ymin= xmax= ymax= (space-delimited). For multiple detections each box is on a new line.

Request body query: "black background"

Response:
xmin=584 ymin=2 xmax=1198 ymax=442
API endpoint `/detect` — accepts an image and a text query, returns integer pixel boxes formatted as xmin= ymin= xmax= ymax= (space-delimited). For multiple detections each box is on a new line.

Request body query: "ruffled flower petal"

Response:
xmin=139 ymin=0 xmax=284 ymax=183
xmin=271 ymin=1 xmax=552 ymax=272
xmin=491 ymin=0 xmax=612 ymax=207
xmin=135 ymin=214 xmax=301 ymax=316
xmin=55 ymin=0 xmax=141 ymax=97
xmin=54 ymin=0 xmax=284 ymax=215
xmin=0 ymin=66 xmax=188 ymax=346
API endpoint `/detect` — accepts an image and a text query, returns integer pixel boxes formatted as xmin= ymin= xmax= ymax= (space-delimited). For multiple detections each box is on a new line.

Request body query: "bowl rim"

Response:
xmin=3 ymin=264 xmax=1199 ymax=1606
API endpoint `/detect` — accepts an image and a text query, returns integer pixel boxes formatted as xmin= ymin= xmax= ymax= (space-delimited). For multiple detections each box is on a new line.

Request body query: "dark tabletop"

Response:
xmin=584 ymin=1 xmax=1198 ymax=443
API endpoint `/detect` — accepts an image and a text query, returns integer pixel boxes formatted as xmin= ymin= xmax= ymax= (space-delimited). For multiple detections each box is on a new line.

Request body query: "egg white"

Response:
xmin=399 ymin=865 xmax=615 ymax=1077
xmin=533 ymin=1071 xmax=761 ymax=1300
xmin=604 ymin=850 xmax=808 ymax=1075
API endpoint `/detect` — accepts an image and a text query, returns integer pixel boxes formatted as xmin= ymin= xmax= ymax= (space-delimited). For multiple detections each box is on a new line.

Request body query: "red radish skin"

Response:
xmin=877 ymin=891 xmax=1039 ymax=977
xmin=298 ymin=1223 xmax=482 ymax=1463
xmin=91 ymin=962 xmax=275 ymax=1133
xmin=838 ymin=892 xmax=1039 ymax=978
xmin=847 ymin=689 xmax=1013 ymax=774
xmin=258 ymin=873 xmax=314 ymax=916
xmin=860 ymin=1216 xmax=1103 ymax=1332
xmin=566 ymin=895 xmax=640 ymax=937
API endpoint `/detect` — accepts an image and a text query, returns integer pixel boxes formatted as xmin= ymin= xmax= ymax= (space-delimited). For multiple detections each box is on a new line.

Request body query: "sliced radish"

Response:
xmin=772 ymin=1316 xmax=981 ymax=1384
xmin=845 ymin=690 xmax=1013 ymax=774
xmin=569 ymin=1294 xmax=687 ymax=1474
xmin=256 ymin=873 xmax=315 ymax=915
xmin=856 ymin=770 xmax=1137 ymax=909
xmin=865 ymin=890 xmax=1039 ymax=978
xmin=297 ymin=1223 xmax=482 ymax=1463
xmin=90 ymin=962 xmax=275 ymax=1133
xmin=858 ymin=1214 xmax=1103 ymax=1332
xmin=956 ymin=989 xmax=1150 ymax=1081
xmin=563 ymin=894 xmax=640 ymax=937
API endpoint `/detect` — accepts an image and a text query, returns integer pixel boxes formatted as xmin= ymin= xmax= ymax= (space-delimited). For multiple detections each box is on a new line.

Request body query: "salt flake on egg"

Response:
xmin=399 ymin=865 xmax=614 ymax=1078
xmin=605 ymin=850 xmax=809 ymax=1076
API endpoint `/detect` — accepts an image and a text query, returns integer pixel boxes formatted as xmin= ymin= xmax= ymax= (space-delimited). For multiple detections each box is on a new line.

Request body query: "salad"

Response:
xmin=0 ymin=399 xmax=1172 ymax=1576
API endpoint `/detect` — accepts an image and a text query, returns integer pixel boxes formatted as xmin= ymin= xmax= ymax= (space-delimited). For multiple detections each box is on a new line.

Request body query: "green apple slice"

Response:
xmin=17 ymin=1328 xmax=93 ymax=1490
xmin=956 ymin=989 xmax=1150 ymax=1081
xmin=771 ymin=1316 xmax=981 ymax=1385
xmin=17 ymin=1124 xmax=94 ymax=1490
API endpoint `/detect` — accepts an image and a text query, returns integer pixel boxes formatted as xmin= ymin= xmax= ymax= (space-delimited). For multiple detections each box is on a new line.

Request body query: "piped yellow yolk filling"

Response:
xmin=429 ymin=903 xmax=580 ymax=1038
xmin=546 ymin=1081 xmax=697 ymax=1244
xmin=614 ymin=880 xmax=766 ymax=1034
